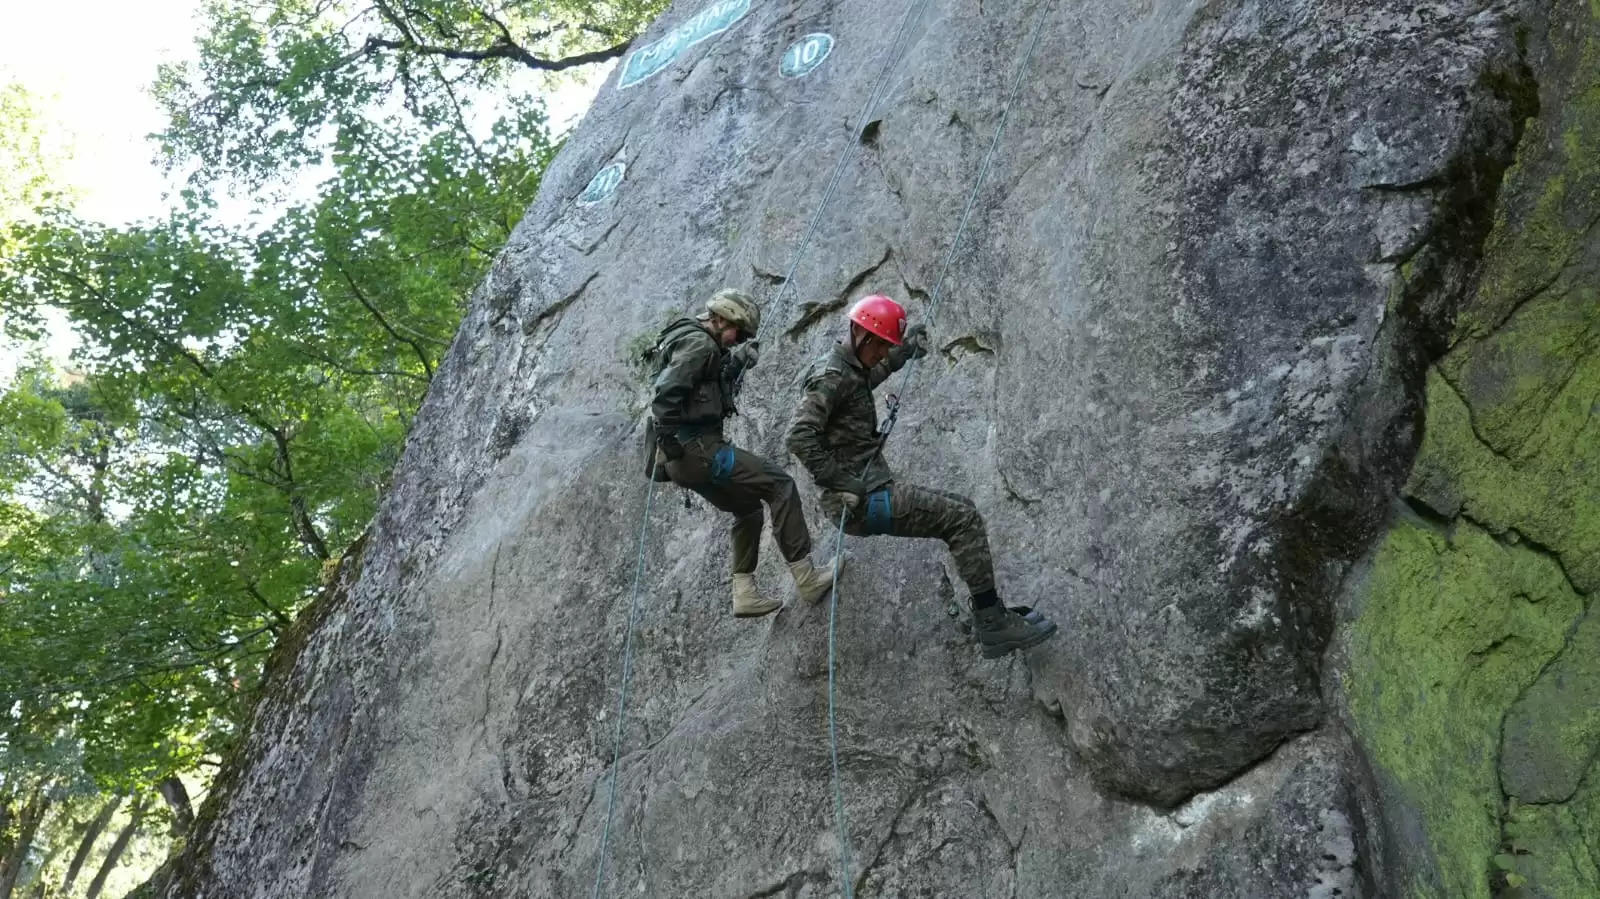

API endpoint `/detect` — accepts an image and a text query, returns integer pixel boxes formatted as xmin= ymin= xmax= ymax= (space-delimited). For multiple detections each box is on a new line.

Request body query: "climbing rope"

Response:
xmin=890 ymin=0 xmax=1057 ymax=418
xmin=761 ymin=0 xmax=935 ymax=317
xmin=825 ymin=503 xmax=855 ymax=898
xmin=820 ymin=1 xmax=1058 ymax=895
xmin=591 ymin=466 xmax=660 ymax=899
xmin=591 ymin=3 xmax=935 ymax=895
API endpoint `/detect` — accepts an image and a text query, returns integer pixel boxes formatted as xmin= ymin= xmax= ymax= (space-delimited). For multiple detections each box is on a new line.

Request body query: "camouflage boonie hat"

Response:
xmin=703 ymin=288 xmax=761 ymax=336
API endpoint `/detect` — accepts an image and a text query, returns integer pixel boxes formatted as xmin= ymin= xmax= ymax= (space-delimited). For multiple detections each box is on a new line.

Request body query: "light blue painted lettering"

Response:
xmin=618 ymin=0 xmax=752 ymax=89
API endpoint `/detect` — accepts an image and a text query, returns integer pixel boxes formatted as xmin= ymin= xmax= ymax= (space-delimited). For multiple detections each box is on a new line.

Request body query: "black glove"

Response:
xmin=658 ymin=434 xmax=686 ymax=461
xmin=726 ymin=339 xmax=760 ymax=374
xmin=901 ymin=324 xmax=929 ymax=360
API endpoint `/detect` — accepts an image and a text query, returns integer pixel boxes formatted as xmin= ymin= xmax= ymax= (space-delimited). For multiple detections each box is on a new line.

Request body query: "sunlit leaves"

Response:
xmin=0 ymin=44 xmax=554 ymax=793
xmin=155 ymin=0 xmax=666 ymax=185
xmin=0 ymin=80 xmax=72 ymax=228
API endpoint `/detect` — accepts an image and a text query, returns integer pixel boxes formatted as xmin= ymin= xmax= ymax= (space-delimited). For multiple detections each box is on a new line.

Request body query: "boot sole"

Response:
xmin=957 ymin=606 xmax=1047 ymax=637
xmin=802 ymin=588 xmax=835 ymax=606
xmin=979 ymin=618 xmax=1059 ymax=659
xmin=734 ymin=605 xmax=783 ymax=618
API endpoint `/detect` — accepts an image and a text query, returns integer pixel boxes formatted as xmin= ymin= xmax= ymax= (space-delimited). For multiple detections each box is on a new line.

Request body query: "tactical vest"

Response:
xmin=640 ymin=318 xmax=727 ymax=481
xmin=647 ymin=318 xmax=730 ymax=426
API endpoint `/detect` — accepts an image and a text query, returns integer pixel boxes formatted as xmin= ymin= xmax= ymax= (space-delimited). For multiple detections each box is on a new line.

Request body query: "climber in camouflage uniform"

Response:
xmin=786 ymin=294 xmax=1057 ymax=658
xmin=648 ymin=288 xmax=839 ymax=617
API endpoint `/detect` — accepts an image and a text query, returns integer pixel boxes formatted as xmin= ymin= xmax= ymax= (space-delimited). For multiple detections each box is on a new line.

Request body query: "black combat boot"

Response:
xmin=972 ymin=604 xmax=1057 ymax=659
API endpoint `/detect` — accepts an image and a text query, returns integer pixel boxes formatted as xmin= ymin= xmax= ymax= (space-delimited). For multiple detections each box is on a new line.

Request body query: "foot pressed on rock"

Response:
xmin=972 ymin=604 xmax=1057 ymax=658
xmin=788 ymin=554 xmax=842 ymax=605
xmin=952 ymin=604 xmax=1049 ymax=636
xmin=731 ymin=573 xmax=782 ymax=618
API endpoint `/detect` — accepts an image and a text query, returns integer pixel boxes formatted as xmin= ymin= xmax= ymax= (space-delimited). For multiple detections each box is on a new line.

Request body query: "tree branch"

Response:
xmin=360 ymin=31 xmax=631 ymax=73
xmin=286 ymin=340 xmax=431 ymax=383
xmin=48 ymin=266 xmax=216 ymax=379
xmin=265 ymin=424 xmax=331 ymax=561
xmin=334 ymin=261 xmax=436 ymax=379
xmin=243 ymin=581 xmax=293 ymax=629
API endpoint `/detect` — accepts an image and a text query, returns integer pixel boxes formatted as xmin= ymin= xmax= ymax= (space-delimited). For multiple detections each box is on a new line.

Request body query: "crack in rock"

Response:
xmin=785 ymin=245 xmax=893 ymax=339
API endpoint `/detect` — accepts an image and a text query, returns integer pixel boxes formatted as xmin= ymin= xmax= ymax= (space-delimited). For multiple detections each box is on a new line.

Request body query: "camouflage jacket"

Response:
xmin=786 ymin=341 xmax=913 ymax=494
xmin=649 ymin=318 xmax=729 ymax=436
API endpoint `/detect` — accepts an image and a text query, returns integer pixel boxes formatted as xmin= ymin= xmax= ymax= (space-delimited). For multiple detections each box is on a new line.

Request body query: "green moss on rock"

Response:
xmin=1458 ymin=5 xmax=1600 ymax=342
xmin=1498 ymin=799 xmax=1600 ymax=898
xmin=1407 ymin=359 xmax=1600 ymax=594
xmin=1501 ymin=608 xmax=1600 ymax=803
xmin=1349 ymin=6 xmax=1600 ymax=895
xmin=1440 ymin=282 xmax=1600 ymax=460
xmin=1347 ymin=520 xmax=1581 ymax=898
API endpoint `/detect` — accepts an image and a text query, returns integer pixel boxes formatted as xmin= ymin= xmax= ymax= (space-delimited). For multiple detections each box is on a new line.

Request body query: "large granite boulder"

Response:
xmin=163 ymin=0 xmax=1598 ymax=896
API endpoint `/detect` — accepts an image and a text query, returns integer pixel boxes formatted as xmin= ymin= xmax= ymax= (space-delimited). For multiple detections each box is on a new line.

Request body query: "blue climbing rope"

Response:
xmin=820 ymin=2 xmax=1058 ymax=896
xmin=826 ymin=505 xmax=855 ymax=899
xmin=592 ymin=470 xmax=660 ymax=899
xmin=591 ymin=2 xmax=936 ymax=894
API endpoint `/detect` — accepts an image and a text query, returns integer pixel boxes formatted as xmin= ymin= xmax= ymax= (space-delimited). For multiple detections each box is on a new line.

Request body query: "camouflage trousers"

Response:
xmin=665 ymin=435 xmax=812 ymax=574
xmin=821 ymin=482 xmax=996 ymax=595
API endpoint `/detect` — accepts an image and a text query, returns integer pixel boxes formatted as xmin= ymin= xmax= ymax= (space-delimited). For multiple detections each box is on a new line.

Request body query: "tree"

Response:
xmin=84 ymin=796 xmax=147 ymax=899
xmin=0 ymin=789 xmax=49 ymax=899
xmin=2 ymin=0 xmax=628 ymax=881
xmin=154 ymin=0 xmax=667 ymax=185
xmin=59 ymin=796 xmax=123 ymax=896
xmin=1 ymin=10 xmax=558 ymax=810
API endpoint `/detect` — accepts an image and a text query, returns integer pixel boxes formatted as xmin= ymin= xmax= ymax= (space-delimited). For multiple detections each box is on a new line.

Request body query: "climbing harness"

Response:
xmin=592 ymin=1 xmax=939 ymax=894
xmin=819 ymin=2 xmax=1060 ymax=896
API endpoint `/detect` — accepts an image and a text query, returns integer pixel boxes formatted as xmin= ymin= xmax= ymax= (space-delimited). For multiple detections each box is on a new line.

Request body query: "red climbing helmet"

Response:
xmin=846 ymin=294 xmax=907 ymax=346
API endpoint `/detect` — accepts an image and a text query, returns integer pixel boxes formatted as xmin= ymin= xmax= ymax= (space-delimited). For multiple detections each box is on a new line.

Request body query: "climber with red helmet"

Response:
xmin=785 ymin=294 xmax=1057 ymax=657
xmin=645 ymin=288 xmax=840 ymax=617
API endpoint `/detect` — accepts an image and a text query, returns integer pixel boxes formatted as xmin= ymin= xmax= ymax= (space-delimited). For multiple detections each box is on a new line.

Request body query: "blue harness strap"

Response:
xmin=864 ymin=488 xmax=893 ymax=534
xmin=710 ymin=446 xmax=737 ymax=486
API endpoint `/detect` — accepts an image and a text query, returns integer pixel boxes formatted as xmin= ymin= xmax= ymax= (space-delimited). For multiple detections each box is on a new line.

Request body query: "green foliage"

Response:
xmin=1 ymin=10 xmax=559 ymax=796
xmin=0 ymin=80 xmax=71 ymax=227
xmin=154 ymin=0 xmax=667 ymax=185
xmin=0 ymin=1 xmax=635 ymax=886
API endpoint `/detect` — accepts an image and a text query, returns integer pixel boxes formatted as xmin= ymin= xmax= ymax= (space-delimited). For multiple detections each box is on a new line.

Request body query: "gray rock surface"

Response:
xmin=165 ymin=0 xmax=1558 ymax=895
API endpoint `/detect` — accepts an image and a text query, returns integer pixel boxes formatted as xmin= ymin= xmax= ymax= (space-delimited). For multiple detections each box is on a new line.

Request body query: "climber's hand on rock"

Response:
xmin=902 ymin=324 xmax=929 ymax=359
xmin=727 ymin=339 xmax=760 ymax=372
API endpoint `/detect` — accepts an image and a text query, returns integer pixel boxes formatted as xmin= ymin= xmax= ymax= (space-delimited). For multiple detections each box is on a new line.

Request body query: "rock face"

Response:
xmin=163 ymin=0 xmax=1597 ymax=896
xmin=1334 ymin=1 xmax=1600 ymax=895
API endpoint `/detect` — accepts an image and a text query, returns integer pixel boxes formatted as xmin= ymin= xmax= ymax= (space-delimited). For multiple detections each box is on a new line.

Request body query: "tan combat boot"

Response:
xmin=787 ymin=555 xmax=842 ymax=605
xmin=731 ymin=573 xmax=782 ymax=618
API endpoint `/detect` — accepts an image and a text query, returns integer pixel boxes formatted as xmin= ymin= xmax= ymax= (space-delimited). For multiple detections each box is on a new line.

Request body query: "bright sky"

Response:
xmin=0 ymin=0 xmax=205 ymax=225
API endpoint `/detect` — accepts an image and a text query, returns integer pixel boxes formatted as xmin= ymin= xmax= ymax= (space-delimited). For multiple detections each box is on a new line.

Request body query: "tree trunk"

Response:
xmin=156 ymin=777 xmax=193 ymax=836
xmin=60 ymin=795 xmax=122 ymax=895
xmin=0 ymin=791 xmax=50 ymax=899
xmin=16 ymin=822 xmax=69 ymax=898
xmin=83 ymin=796 xmax=145 ymax=899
